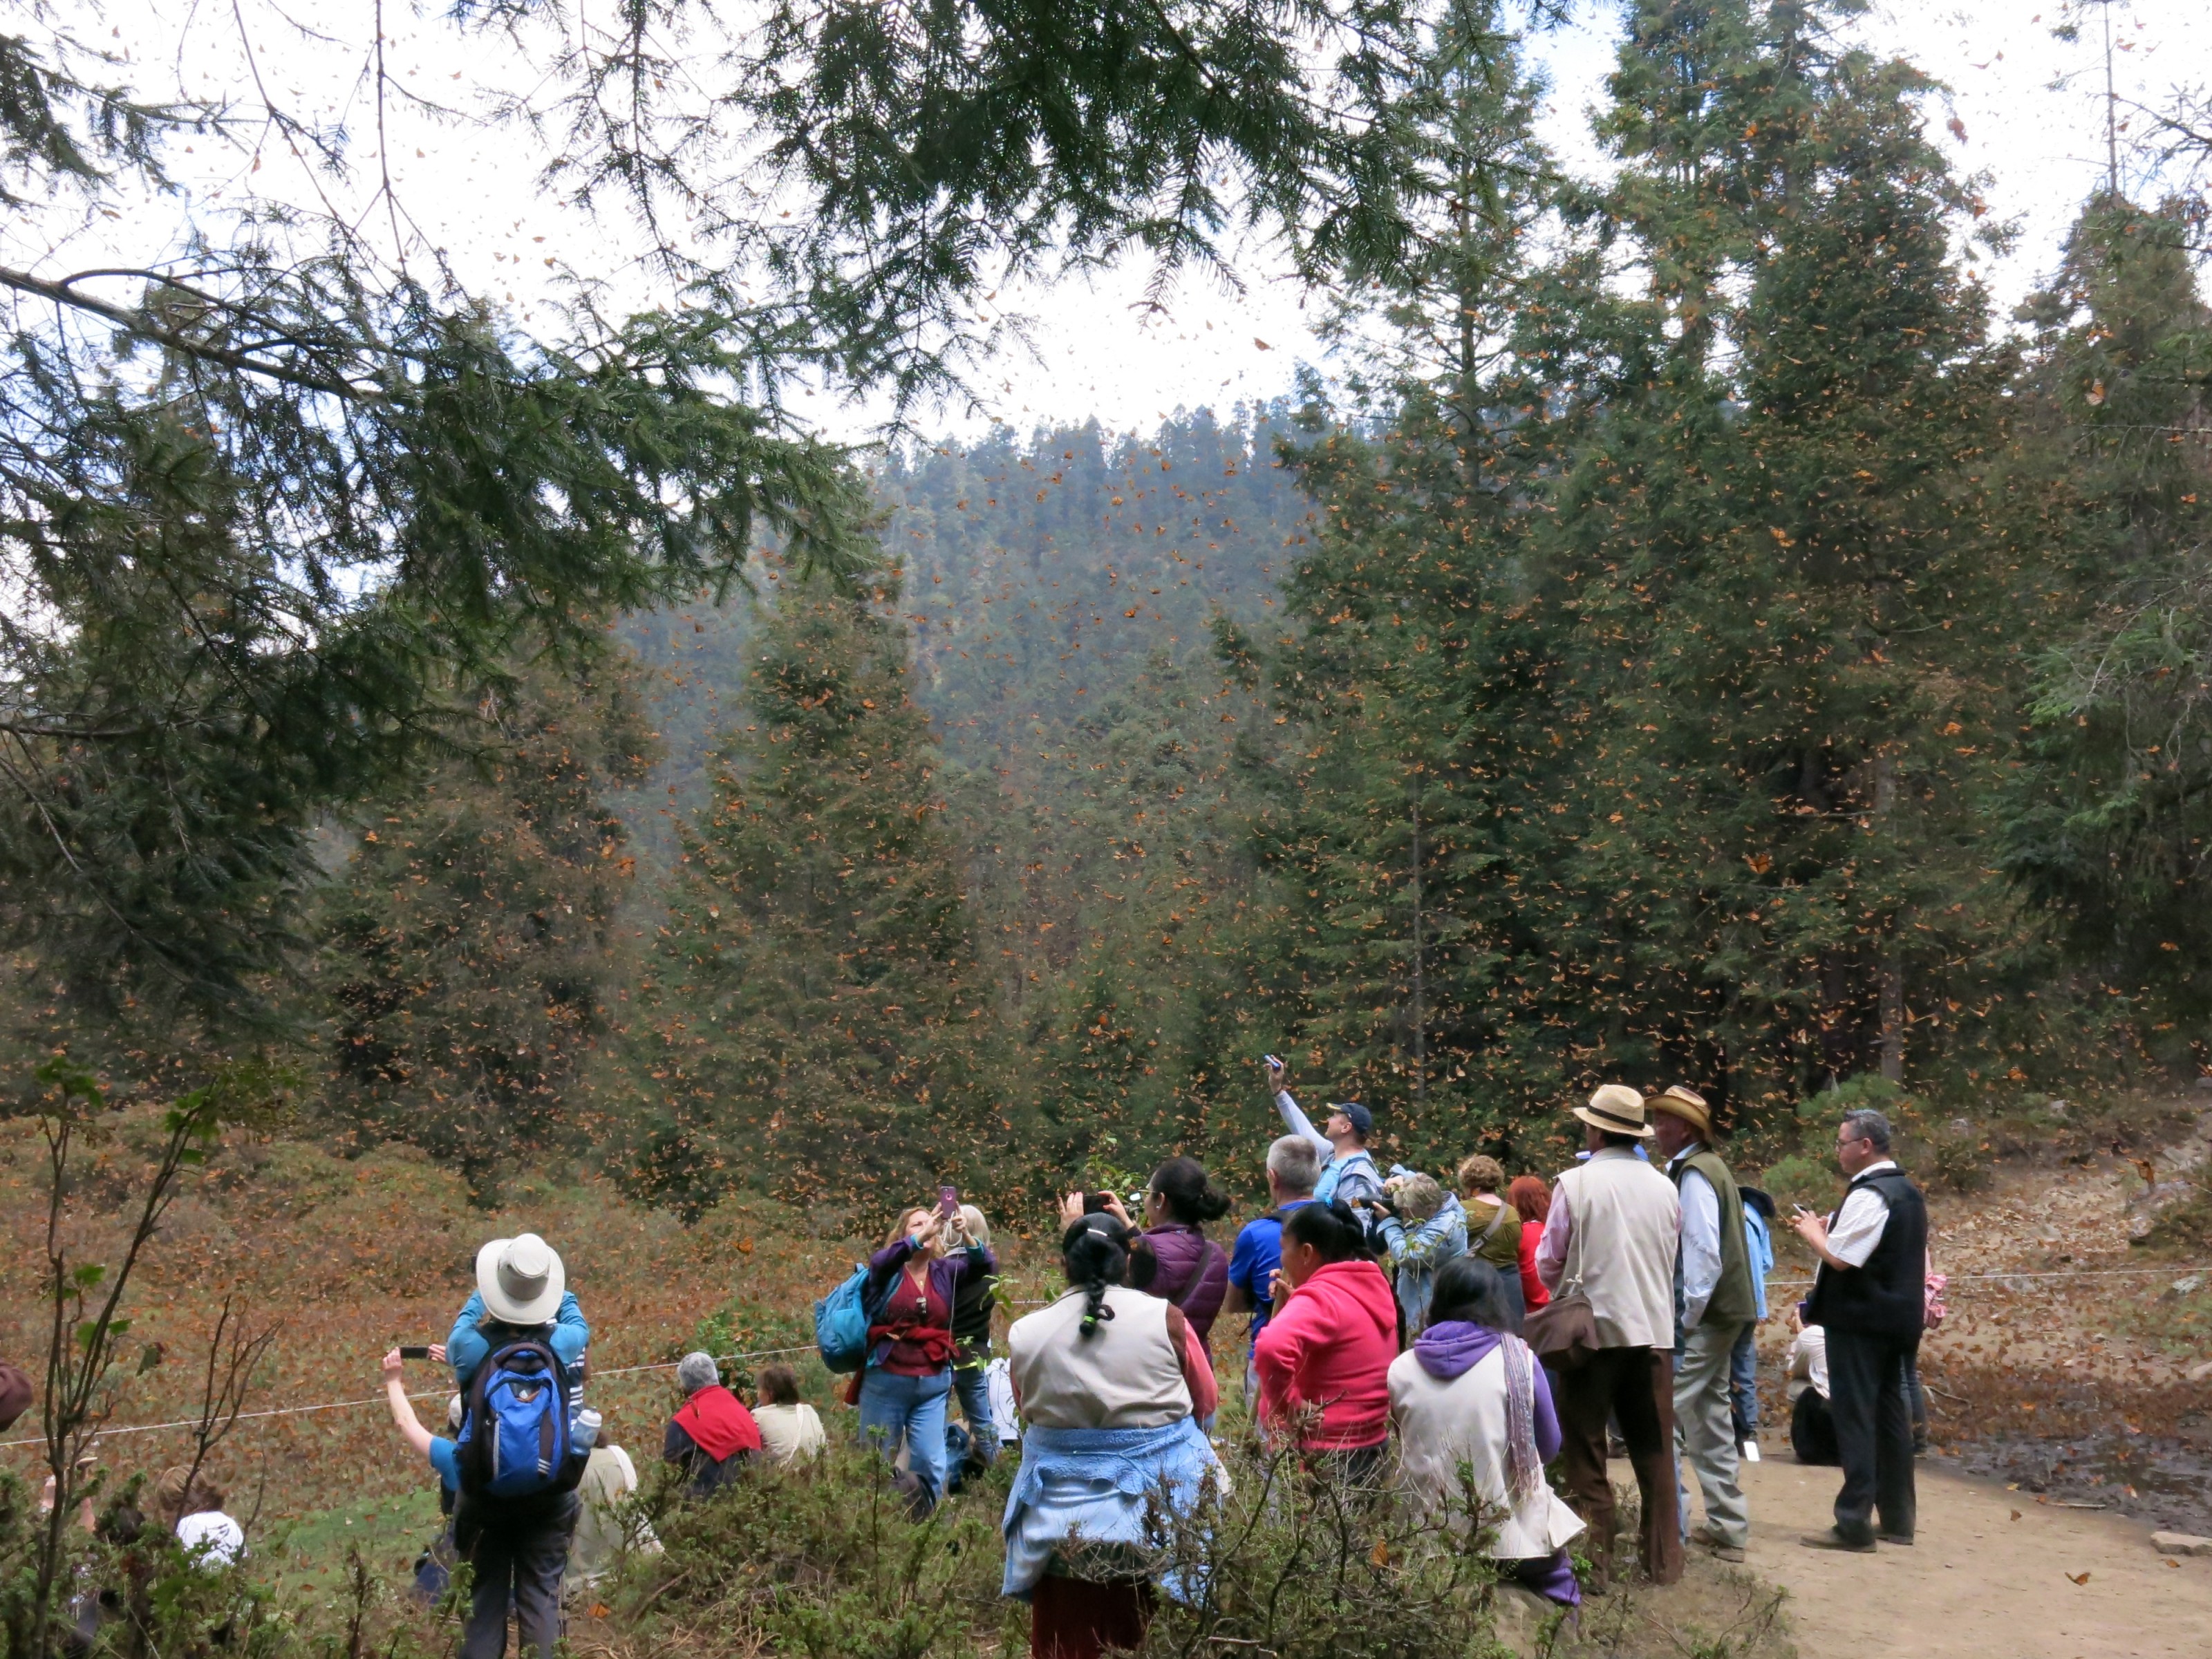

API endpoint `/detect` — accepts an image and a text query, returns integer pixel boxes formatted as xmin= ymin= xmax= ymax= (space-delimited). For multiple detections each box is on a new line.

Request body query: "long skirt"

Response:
xmin=1030 ymin=1575 xmax=1155 ymax=1659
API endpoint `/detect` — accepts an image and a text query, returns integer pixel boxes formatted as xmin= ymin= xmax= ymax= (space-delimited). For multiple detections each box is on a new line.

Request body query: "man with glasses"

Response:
xmin=1788 ymin=1108 xmax=1928 ymax=1553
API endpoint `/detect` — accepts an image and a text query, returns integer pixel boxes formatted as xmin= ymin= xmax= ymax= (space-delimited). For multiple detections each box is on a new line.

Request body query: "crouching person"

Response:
xmin=1002 ymin=1199 xmax=1221 ymax=1659
xmin=664 ymin=1352 xmax=762 ymax=1495
xmin=1389 ymin=1257 xmax=1584 ymax=1608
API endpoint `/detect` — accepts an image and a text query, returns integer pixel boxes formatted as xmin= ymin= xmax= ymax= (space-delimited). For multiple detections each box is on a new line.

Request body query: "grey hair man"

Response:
xmin=1790 ymin=1108 xmax=1928 ymax=1553
xmin=664 ymin=1351 xmax=760 ymax=1499
xmin=1221 ymin=1134 xmax=1322 ymax=1402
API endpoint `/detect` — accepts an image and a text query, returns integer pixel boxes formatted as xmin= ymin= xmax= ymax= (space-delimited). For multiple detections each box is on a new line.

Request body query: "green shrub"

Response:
xmin=603 ymin=1431 xmax=1527 ymax=1659
xmin=1754 ymin=1153 xmax=1840 ymax=1219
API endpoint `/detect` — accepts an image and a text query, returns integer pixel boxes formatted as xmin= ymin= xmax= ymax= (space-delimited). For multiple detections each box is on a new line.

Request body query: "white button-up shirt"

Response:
xmin=1826 ymin=1159 xmax=1899 ymax=1267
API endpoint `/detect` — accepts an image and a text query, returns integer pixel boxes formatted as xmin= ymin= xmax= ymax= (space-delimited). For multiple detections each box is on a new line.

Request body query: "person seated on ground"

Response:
xmin=1371 ymin=1170 xmax=1467 ymax=1334
xmin=752 ymin=1364 xmax=826 ymax=1466
xmin=152 ymin=1466 xmax=193 ymax=1533
xmin=664 ymin=1352 xmax=762 ymax=1496
xmin=448 ymin=1232 xmax=589 ymax=1394
xmin=1389 ymin=1256 xmax=1584 ymax=1609
xmin=948 ymin=1203 xmax=1004 ymax=1487
xmin=1002 ymin=1201 xmax=1221 ymax=1659
xmin=570 ymin=1401 xmax=656 ymax=1591
xmin=1252 ymin=1200 xmax=1398 ymax=1485
xmin=174 ymin=1477 xmax=245 ymax=1570
xmin=1785 ymin=1305 xmax=1837 ymax=1466
xmin=1136 ymin=1158 xmax=1232 ymax=1351
xmin=59 ymin=1468 xmax=158 ymax=1657
xmin=1506 ymin=1176 xmax=1553 ymax=1314
xmin=857 ymin=1203 xmax=995 ymax=1516
xmin=1265 ymin=1057 xmax=1385 ymax=1206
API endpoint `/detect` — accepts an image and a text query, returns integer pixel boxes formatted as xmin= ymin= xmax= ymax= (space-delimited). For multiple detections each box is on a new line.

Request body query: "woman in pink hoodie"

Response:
xmin=1252 ymin=1201 xmax=1398 ymax=1481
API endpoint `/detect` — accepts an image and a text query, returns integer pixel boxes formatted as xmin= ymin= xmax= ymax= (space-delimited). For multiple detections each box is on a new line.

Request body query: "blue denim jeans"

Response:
xmin=950 ymin=1365 xmax=999 ymax=1470
xmin=857 ymin=1367 xmax=951 ymax=1512
xmin=1728 ymin=1321 xmax=1760 ymax=1443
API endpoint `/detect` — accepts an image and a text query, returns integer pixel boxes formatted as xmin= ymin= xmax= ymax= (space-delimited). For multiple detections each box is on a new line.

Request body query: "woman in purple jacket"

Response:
xmin=1138 ymin=1157 xmax=1231 ymax=1349
xmin=859 ymin=1206 xmax=995 ymax=1515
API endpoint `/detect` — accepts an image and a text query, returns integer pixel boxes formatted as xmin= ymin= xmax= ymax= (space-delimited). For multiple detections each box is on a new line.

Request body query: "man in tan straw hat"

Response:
xmin=1648 ymin=1085 xmax=1757 ymax=1563
xmin=1534 ymin=1085 xmax=1684 ymax=1589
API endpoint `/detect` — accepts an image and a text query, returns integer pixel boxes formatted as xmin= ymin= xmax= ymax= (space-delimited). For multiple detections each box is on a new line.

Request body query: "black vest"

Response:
xmin=1804 ymin=1166 xmax=1927 ymax=1339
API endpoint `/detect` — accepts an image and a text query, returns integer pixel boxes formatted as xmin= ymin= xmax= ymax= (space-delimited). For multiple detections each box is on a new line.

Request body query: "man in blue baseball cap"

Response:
xmin=1264 ymin=1058 xmax=1383 ymax=1206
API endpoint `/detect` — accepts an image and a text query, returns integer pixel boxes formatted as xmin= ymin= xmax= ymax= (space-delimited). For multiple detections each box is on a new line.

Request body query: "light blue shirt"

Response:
xmin=427 ymin=1435 xmax=460 ymax=1492
xmin=1744 ymin=1206 xmax=1775 ymax=1321
xmin=446 ymin=1290 xmax=590 ymax=1391
xmin=1274 ymin=1090 xmax=1383 ymax=1205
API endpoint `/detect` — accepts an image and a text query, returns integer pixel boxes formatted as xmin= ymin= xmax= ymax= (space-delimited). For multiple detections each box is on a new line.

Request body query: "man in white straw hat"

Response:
xmin=1534 ymin=1085 xmax=1684 ymax=1590
xmin=447 ymin=1232 xmax=589 ymax=1391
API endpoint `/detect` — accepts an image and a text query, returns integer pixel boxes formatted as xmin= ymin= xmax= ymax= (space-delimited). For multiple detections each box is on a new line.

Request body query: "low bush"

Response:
xmin=1754 ymin=1154 xmax=1839 ymax=1220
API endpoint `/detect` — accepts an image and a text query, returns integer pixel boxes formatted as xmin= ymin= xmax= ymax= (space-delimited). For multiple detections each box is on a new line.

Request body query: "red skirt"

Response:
xmin=1030 ymin=1575 xmax=1154 ymax=1659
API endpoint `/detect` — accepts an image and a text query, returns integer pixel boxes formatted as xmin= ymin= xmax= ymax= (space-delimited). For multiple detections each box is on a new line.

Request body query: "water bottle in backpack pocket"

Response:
xmin=456 ymin=1338 xmax=588 ymax=1499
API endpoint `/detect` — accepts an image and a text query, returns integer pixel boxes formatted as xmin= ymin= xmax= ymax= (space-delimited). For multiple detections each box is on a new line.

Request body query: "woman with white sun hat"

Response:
xmin=447 ymin=1231 xmax=590 ymax=1391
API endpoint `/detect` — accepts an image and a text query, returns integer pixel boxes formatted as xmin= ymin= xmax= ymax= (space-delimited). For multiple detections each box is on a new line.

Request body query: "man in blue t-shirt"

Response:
xmin=383 ymin=1344 xmax=577 ymax=1659
xmin=1221 ymin=1135 xmax=1321 ymax=1403
xmin=383 ymin=1346 xmax=463 ymax=1491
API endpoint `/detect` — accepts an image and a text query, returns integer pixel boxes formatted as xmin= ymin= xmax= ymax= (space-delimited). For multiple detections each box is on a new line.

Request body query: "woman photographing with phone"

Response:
xmin=858 ymin=1199 xmax=995 ymax=1515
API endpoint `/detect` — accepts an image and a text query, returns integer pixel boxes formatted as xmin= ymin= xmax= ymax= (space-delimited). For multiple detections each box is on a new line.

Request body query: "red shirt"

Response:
xmin=1253 ymin=1259 xmax=1398 ymax=1450
xmin=877 ymin=1268 xmax=953 ymax=1376
xmin=1517 ymin=1222 xmax=1550 ymax=1311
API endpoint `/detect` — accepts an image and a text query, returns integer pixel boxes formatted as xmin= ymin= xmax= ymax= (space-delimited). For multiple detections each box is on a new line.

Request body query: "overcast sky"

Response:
xmin=64 ymin=1 xmax=2212 ymax=441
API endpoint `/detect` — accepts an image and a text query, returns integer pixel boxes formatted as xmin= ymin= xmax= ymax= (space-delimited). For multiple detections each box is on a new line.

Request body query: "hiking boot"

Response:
xmin=1798 ymin=1529 xmax=1877 ymax=1553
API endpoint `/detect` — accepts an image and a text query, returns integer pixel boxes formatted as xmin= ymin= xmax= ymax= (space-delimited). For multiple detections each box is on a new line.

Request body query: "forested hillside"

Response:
xmin=1 ymin=0 xmax=2207 ymax=1221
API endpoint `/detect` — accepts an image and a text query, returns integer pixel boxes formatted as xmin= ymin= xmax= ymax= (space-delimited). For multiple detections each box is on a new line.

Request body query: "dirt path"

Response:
xmin=1703 ymin=1455 xmax=2212 ymax=1658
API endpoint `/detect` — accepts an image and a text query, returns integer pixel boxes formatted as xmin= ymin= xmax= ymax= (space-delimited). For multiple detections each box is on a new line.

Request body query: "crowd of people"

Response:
xmin=364 ymin=1070 xmax=1935 ymax=1659
xmin=0 ymin=1064 xmax=1938 ymax=1659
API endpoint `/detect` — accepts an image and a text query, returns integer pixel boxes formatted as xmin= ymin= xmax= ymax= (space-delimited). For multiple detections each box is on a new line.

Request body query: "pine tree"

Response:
xmin=1999 ymin=194 xmax=2212 ymax=1060
xmin=1555 ymin=0 xmax=2027 ymax=1112
xmin=1216 ymin=0 xmax=1580 ymax=1165
xmin=627 ymin=568 xmax=988 ymax=1215
xmin=316 ymin=657 xmax=656 ymax=1199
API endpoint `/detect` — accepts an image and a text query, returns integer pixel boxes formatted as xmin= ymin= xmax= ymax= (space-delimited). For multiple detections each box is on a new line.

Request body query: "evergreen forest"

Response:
xmin=3 ymin=0 xmax=2209 ymax=1219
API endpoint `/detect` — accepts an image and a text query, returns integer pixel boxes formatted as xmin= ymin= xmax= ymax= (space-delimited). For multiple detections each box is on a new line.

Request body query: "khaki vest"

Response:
xmin=1008 ymin=1285 xmax=1191 ymax=1430
xmin=1554 ymin=1150 xmax=1680 ymax=1350
xmin=1674 ymin=1146 xmax=1756 ymax=1328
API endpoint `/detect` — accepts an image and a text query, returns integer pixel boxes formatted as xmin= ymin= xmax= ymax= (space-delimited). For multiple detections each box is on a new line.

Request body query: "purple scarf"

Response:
xmin=1415 ymin=1320 xmax=1543 ymax=1503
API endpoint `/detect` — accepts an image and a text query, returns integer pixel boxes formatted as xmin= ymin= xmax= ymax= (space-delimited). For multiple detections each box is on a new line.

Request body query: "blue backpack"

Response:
xmin=814 ymin=1263 xmax=873 ymax=1374
xmin=456 ymin=1338 xmax=586 ymax=1500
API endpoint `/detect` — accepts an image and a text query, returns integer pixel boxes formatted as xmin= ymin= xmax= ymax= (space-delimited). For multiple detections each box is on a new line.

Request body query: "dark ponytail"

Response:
xmin=1282 ymin=1199 xmax=1371 ymax=1264
xmin=1149 ymin=1156 xmax=1232 ymax=1226
xmin=1061 ymin=1215 xmax=1134 ymax=1338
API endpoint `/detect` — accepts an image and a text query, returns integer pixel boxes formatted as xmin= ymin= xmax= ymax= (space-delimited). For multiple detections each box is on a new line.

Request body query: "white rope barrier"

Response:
xmin=7 ymin=1264 xmax=2204 ymax=1454
xmin=0 ymin=1345 xmax=820 ymax=1453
